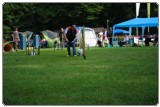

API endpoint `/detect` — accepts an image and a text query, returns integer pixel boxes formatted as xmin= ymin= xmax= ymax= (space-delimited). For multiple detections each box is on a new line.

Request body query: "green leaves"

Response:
xmin=3 ymin=3 xmax=158 ymax=40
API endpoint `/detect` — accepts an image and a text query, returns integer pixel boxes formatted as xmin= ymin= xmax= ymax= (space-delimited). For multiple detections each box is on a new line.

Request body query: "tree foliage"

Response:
xmin=3 ymin=3 xmax=158 ymax=40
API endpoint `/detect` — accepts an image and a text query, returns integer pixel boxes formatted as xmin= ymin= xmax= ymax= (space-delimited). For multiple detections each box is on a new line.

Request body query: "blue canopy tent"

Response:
xmin=114 ymin=29 xmax=129 ymax=35
xmin=112 ymin=17 xmax=158 ymax=45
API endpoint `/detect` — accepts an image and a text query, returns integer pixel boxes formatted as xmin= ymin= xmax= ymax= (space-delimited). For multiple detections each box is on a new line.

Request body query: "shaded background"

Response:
xmin=3 ymin=3 xmax=158 ymax=40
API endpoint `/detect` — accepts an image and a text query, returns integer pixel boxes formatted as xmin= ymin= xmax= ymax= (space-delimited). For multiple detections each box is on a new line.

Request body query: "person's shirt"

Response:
xmin=97 ymin=35 xmax=102 ymax=42
xmin=13 ymin=31 xmax=19 ymax=39
xmin=66 ymin=26 xmax=78 ymax=42
xmin=59 ymin=31 xmax=64 ymax=41
xmin=123 ymin=36 xmax=129 ymax=42
xmin=104 ymin=30 xmax=107 ymax=37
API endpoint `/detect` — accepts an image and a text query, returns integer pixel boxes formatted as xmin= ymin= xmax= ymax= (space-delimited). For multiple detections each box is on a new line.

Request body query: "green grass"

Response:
xmin=3 ymin=47 xmax=158 ymax=105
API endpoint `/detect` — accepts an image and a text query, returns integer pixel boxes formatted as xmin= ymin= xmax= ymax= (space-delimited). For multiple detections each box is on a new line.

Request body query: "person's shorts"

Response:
xmin=14 ymin=38 xmax=20 ymax=45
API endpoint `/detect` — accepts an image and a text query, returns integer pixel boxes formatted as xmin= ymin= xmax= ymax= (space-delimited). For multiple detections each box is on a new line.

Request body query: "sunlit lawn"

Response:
xmin=3 ymin=47 xmax=158 ymax=105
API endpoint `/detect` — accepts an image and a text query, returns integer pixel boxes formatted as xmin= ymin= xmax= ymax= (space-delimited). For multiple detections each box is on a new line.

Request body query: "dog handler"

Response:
xmin=64 ymin=25 xmax=78 ymax=56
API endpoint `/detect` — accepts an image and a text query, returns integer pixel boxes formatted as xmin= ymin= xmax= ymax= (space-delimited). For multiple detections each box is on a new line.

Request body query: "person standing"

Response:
xmin=58 ymin=28 xmax=65 ymax=50
xmin=64 ymin=25 xmax=78 ymax=56
xmin=103 ymin=28 xmax=109 ymax=47
xmin=108 ymin=27 xmax=113 ymax=46
xmin=12 ymin=27 xmax=20 ymax=51
xmin=104 ymin=28 xmax=108 ymax=37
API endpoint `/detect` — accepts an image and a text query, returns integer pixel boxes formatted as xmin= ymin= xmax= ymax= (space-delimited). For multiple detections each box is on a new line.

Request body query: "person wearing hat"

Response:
xmin=64 ymin=25 xmax=78 ymax=56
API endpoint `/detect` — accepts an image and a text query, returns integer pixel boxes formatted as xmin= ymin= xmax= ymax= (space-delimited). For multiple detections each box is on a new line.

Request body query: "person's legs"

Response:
xmin=72 ymin=41 xmax=76 ymax=56
xmin=66 ymin=42 xmax=71 ymax=56
xmin=102 ymin=40 xmax=104 ymax=47
xmin=53 ymin=42 xmax=56 ymax=50
xmin=15 ymin=40 xmax=18 ymax=51
xmin=98 ymin=40 xmax=101 ymax=47
xmin=12 ymin=42 xmax=16 ymax=50
xmin=44 ymin=41 xmax=48 ymax=48
xmin=118 ymin=41 xmax=122 ymax=47
xmin=99 ymin=41 xmax=102 ymax=47
xmin=121 ymin=41 xmax=126 ymax=47
xmin=60 ymin=41 xmax=63 ymax=49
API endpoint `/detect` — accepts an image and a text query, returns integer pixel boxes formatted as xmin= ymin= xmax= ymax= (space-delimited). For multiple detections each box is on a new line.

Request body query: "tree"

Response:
xmin=3 ymin=3 xmax=158 ymax=40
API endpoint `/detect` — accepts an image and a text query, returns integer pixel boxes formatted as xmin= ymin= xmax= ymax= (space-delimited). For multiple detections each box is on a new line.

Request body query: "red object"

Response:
xmin=102 ymin=35 xmax=105 ymax=40
xmin=67 ymin=26 xmax=78 ymax=34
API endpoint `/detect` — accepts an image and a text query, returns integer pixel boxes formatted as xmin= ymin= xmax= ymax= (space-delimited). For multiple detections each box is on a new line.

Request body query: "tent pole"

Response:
xmin=136 ymin=27 xmax=138 ymax=37
xmin=136 ymin=27 xmax=139 ymax=45
xmin=129 ymin=27 xmax=132 ymax=45
xmin=148 ymin=27 xmax=150 ymax=33
xmin=142 ymin=26 xmax=145 ymax=46
xmin=112 ymin=27 xmax=115 ymax=46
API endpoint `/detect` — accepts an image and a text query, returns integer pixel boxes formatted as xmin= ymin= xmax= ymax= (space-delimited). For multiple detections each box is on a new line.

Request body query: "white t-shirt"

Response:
xmin=123 ymin=36 xmax=129 ymax=42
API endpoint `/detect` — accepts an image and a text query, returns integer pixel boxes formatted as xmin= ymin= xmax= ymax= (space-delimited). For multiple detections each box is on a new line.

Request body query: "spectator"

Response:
xmin=145 ymin=32 xmax=151 ymax=46
xmin=119 ymin=34 xmax=129 ymax=47
xmin=96 ymin=33 xmax=102 ymax=47
xmin=153 ymin=34 xmax=158 ymax=46
xmin=102 ymin=29 xmax=108 ymax=47
xmin=104 ymin=28 xmax=108 ymax=37
xmin=64 ymin=25 xmax=78 ymax=56
xmin=108 ymin=27 xmax=113 ymax=46
xmin=123 ymin=34 xmax=129 ymax=42
xmin=58 ymin=28 xmax=65 ymax=50
xmin=154 ymin=34 xmax=158 ymax=43
xmin=12 ymin=27 xmax=20 ymax=51
xmin=41 ymin=38 xmax=48 ymax=48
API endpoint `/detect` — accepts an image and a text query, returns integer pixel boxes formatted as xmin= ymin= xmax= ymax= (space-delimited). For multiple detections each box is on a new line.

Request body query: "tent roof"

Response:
xmin=114 ymin=29 xmax=129 ymax=34
xmin=113 ymin=17 xmax=158 ymax=28
xmin=65 ymin=26 xmax=93 ymax=33
xmin=41 ymin=30 xmax=58 ymax=39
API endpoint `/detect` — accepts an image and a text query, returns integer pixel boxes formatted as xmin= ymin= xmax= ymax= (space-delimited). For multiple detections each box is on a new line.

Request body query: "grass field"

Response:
xmin=3 ymin=47 xmax=158 ymax=105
